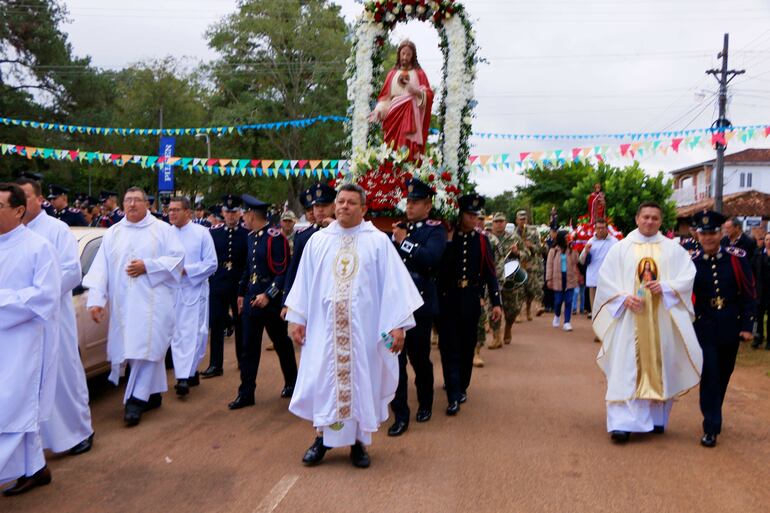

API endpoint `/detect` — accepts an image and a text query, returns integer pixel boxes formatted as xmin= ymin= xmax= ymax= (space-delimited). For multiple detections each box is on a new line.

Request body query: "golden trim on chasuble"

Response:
xmin=332 ymin=234 xmax=359 ymax=421
xmin=632 ymin=243 xmax=665 ymax=400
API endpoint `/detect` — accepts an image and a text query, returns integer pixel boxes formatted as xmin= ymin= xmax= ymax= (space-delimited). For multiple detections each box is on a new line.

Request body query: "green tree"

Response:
xmin=515 ymin=162 xmax=596 ymax=224
xmin=564 ymin=162 xmax=676 ymax=234
xmin=205 ymin=0 xmax=350 ymax=211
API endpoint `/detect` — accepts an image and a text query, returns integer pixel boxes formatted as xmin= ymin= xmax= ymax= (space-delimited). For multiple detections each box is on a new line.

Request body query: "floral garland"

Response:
xmin=344 ymin=0 xmax=479 ymax=217
xmin=340 ymin=144 xmax=460 ymax=219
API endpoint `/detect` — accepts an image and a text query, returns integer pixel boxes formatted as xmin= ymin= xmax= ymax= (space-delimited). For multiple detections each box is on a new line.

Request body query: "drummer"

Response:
xmin=488 ymin=212 xmax=528 ymax=349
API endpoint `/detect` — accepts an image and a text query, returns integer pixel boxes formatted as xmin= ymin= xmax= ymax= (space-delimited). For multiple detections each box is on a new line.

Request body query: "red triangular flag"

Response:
xmin=620 ymin=144 xmax=631 ymax=156
xmin=519 ymin=152 xmax=530 ymax=161
xmin=671 ymin=138 xmax=683 ymax=152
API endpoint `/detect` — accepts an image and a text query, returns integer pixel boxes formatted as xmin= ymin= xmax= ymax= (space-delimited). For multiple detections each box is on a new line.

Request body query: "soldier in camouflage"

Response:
xmin=474 ymin=213 xmax=494 ymax=367
xmin=514 ymin=209 xmax=545 ymax=321
xmin=486 ymin=212 xmax=527 ymax=348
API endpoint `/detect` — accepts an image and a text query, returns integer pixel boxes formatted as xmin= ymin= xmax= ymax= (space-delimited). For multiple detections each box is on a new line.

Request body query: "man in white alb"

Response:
xmin=0 ymin=183 xmax=60 ymax=496
xmin=593 ymin=201 xmax=702 ymax=443
xmin=286 ymin=183 xmax=423 ymax=468
xmin=83 ymin=187 xmax=185 ymax=426
xmin=16 ymin=177 xmax=94 ymax=455
xmin=168 ymin=196 xmax=217 ymax=397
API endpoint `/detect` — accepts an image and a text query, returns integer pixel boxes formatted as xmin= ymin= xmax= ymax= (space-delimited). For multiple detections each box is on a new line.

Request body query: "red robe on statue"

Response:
xmin=374 ymin=67 xmax=434 ymax=161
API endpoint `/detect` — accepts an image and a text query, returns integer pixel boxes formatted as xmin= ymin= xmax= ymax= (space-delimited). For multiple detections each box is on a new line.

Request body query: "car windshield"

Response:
xmin=80 ymin=237 xmax=102 ymax=277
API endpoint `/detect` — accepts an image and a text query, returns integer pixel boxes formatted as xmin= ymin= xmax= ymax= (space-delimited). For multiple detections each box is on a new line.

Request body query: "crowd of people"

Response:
xmin=0 ymin=173 xmax=762 ymax=496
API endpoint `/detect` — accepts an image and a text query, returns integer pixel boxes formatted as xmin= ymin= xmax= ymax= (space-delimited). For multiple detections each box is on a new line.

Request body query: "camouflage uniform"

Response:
xmin=515 ymin=224 xmax=545 ymax=319
xmin=488 ymin=229 xmax=527 ymax=347
xmin=477 ymin=231 xmax=499 ymax=349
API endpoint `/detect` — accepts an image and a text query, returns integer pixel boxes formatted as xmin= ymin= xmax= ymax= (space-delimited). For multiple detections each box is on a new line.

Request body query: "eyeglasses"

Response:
xmin=123 ymin=198 xmax=146 ymax=204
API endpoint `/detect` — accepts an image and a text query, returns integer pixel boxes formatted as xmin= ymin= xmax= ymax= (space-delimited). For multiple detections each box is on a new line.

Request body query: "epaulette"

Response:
xmin=691 ymin=249 xmax=702 ymax=260
xmin=725 ymin=246 xmax=746 ymax=258
xmin=210 ymin=224 xmax=224 ymax=230
xmin=426 ymin=219 xmax=442 ymax=226
xmin=296 ymin=225 xmax=311 ymax=233
xmin=267 ymin=227 xmax=282 ymax=237
xmin=68 ymin=207 xmax=80 ymax=213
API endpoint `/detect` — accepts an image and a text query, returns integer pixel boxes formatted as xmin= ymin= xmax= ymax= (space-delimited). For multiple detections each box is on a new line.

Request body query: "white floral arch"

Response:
xmin=345 ymin=0 xmax=479 ymax=192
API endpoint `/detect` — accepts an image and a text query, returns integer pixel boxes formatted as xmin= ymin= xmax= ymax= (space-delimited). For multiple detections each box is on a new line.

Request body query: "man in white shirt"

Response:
xmin=168 ymin=197 xmax=217 ymax=397
xmin=16 ymin=178 xmax=94 ymax=455
xmin=0 ymin=183 xmax=61 ymax=495
xmin=579 ymin=217 xmax=617 ymax=329
xmin=83 ymin=187 xmax=185 ymax=426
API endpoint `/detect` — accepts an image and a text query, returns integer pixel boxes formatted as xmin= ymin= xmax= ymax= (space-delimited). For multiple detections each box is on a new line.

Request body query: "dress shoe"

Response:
xmin=175 ymin=379 xmax=190 ymax=397
xmin=350 ymin=442 xmax=370 ymax=468
xmin=68 ymin=433 xmax=94 ymax=455
xmin=201 ymin=366 xmax=223 ymax=379
xmin=459 ymin=392 xmax=468 ymax=404
xmin=2 ymin=465 xmax=52 ymax=496
xmin=415 ymin=409 xmax=432 ymax=423
xmin=188 ymin=372 xmax=200 ymax=387
xmin=701 ymin=433 xmax=718 ymax=447
xmin=225 ymin=327 xmax=234 ymax=337
xmin=302 ymin=436 xmax=329 ymax=466
xmin=610 ymin=430 xmax=630 ymax=443
xmin=124 ymin=397 xmax=146 ymax=426
xmin=146 ymin=393 xmax=162 ymax=411
xmin=387 ymin=420 xmax=409 ymax=437
xmin=446 ymin=401 xmax=460 ymax=416
xmin=280 ymin=386 xmax=294 ymax=398
xmin=652 ymin=425 xmax=665 ymax=434
xmin=228 ymin=394 xmax=255 ymax=410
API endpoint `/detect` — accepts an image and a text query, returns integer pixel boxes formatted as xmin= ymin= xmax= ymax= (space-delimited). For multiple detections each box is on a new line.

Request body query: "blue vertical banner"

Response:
xmin=158 ymin=136 xmax=175 ymax=192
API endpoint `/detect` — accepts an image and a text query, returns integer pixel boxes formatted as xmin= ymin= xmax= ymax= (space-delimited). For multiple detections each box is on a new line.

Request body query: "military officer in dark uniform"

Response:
xmin=48 ymin=184 xmax=87 ymax=226
xmin=147 ymin=195 xmax=164 ymax=220
xmin=202 ymin=195 xmax=249 ymax=379
xmin=387 ymin=178 xmax=447 ymax=436
xmin=158 ymin=195 xmax=171 ymax=223
xmin=438 ymin=193 xmax=502 ymax=416
xmin=228 ymin=194 xmax=298 ymax=410
xmin=193 ymin=202 xmax=211 ymax=227
xmin=680 ymin=222 xmax=701 ymax=254
xmin=691 ymin=210 xmax=756 ymax=447
xmin=100 ymin=190 xmax=123 ymax=225
xmin=208 ymin=204 xmax=224 ymax=228
xmin=282 ymin=183 xmax=337 ymax=307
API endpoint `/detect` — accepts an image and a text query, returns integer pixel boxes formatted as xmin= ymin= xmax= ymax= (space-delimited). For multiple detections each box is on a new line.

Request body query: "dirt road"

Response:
xmin=4 ymin=314 xmax=770 ymax=512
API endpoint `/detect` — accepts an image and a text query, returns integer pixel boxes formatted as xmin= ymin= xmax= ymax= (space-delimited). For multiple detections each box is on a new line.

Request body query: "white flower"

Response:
xmin=405 ymin=5 xmax=413 ymax=14
xmin=385 ymin=12 xmax=395 ymax=22
xmin=416 ymin=5 xmax=426 ymax=15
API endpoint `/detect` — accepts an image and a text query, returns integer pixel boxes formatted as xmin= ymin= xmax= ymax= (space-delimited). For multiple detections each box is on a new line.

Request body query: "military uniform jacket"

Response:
xmin=209 ymin=224 xmax=249 ymax=296
xmin=54 ymin=207 xmax=87 ymax=227
xmin=692 ymin=246 xmax=756 ymax=344
xmin=282 ymin=224 xmax=320 ymax=305
xmin=238 ymin=226 xmax=290 ymax=316
xmin=108 ymin=208 xmax=124 ymax=226
xmin=394 ymin=219 xmax=447 ymax=316
xmin=681 ymin=237 xmax=701 ymax=254
xmin=439 ymin=229 xmax=501 ymax=307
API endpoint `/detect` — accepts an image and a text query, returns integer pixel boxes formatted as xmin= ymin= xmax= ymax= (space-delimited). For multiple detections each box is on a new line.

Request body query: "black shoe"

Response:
xmin=652 ymin=425 xmax=665 ymax=434
xmin=415 ymin=409 xmax=432 ymax=423
xmin=201 ymin=366 xmax=223 ymax=379
xmin=459 ymin=392 xmax=468 ymax=404
xmin=701 ymin=433 xmax=718 ymax=447
xmin=68 ymin=433 xmax=94 ymax=455
xmin=387 ymin=420 xmax=409 ymax=437
xmin=302 ymin=437 xmax=329 ymax=466
xmin=228 ymin=394 xmax=255 ymax=410
xmin=188 ymin=372 xmax=200 ymax=387
xmin=2 ymin=465 xmax=52 ymax=496
xmin=146 ymin=393 xmax=162 ymax=411
xmin=350 ymin=442 xmax=370 ymax=468
xmin=446 ymin=401 xmax=460 ymax=416
xmin=175 ymin=379 xmax=190 ymax=397
xmin=226 ymin=327 xmax=234 ymax=337
xmin=610 ymin=430 xmax=630 ymax=443
xmin=752 ymin=338 xmax=762 ymax=349
xmin=280 ymin=386 xmax=294 ymax=398
xmin=124 ymin=397 xmax=146 ymax=426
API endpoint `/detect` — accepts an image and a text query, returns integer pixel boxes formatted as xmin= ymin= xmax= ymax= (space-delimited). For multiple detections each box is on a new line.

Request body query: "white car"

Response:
xmin=70 ymin=227 xmax=110 ymax=378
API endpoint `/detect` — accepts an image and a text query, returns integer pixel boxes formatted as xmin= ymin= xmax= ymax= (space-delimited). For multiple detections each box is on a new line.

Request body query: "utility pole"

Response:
xmin=706 ymin=33 xmax=745 ymax=213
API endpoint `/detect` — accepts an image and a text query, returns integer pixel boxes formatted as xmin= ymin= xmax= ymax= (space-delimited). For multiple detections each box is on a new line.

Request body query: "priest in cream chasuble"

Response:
xmin=593 ymin=203 xmax=702 ymax=439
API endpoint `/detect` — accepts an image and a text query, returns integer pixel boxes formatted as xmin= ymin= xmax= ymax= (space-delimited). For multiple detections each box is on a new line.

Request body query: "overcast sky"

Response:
xmin=60 ymin=0 xmax=770 ymax=196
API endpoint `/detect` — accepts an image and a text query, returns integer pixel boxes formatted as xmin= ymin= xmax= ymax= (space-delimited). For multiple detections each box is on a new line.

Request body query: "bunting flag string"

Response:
xmin=2 ymin=113 xmax=767 ymax=143
xmin=1 ymin=124 xmax=768 ymax=177
xmin=0 ymin=115 xmax=348 ymax=137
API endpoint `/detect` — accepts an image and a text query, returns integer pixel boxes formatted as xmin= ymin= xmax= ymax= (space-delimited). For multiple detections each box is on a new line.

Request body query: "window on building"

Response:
xmin=740 ymin=172 xmax=746 ymax=188
xmin=747 ymin=172 xmax=753 ymax=188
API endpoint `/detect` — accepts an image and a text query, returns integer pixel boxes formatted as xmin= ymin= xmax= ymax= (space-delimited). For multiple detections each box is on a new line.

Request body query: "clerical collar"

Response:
xmin=0 ymin=223 xmax=25 ymax=243
xmin=123 ymin=211 xmax=155 ymax=228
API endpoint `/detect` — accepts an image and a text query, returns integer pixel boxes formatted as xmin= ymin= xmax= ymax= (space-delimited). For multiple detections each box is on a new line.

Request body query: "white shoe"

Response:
xmin=552 ymin=316 xmax=560 ymax=328
xmin=563 ymin=323 xmax=573 ymax=332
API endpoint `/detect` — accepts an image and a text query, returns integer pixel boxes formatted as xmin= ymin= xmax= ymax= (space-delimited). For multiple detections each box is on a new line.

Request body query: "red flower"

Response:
xmin=374 ymin=11 xmax=382 ymax=22
xmin=427 ymin=173 xmax=435 ymax=182
xmin=441 ymin=171 xmax=452 ymax=181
